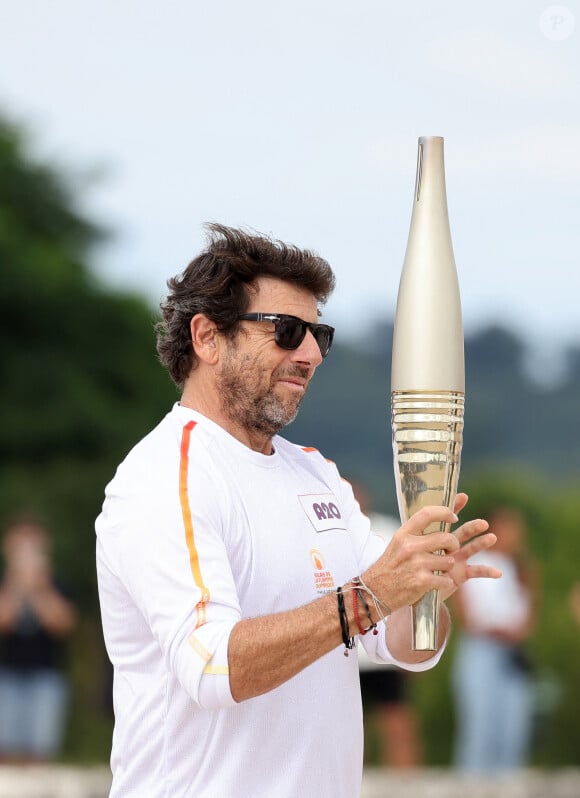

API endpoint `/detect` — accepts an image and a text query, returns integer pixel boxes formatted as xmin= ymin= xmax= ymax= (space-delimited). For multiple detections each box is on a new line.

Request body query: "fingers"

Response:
xmin=401 ymin=506 xmax=458 ymax=537
xmin=378 ymin=503 xmax=499 ymax=607
xmin=455 ymin=534 xmax=497 ymax=569
xmin=425 ymin=553 xmax=456 ymax=573
xmin=464 ymin=563 xmax=502 ymax=580
xmin=454 ymin=492 xmax=469 ymax=514
xmin=454 ymin=519 xmax=490 ymax=546
xmin=400 ymin=495 xmax=470 ymax=539
xmin=433 ymin=573 xmax=457 ymax=593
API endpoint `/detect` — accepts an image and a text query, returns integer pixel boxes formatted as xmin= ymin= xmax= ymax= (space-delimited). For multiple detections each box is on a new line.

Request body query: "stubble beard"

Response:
xmin=217 ymin=351 xmax=310 ymax=439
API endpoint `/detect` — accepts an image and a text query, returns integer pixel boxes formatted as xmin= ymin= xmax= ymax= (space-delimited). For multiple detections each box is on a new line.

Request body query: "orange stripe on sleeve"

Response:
xmin=203 ymin=665 xmax=229 ymax=676
xmin=179 ymin=421 xmax=210 ymax=625
xmin=301 ymin=445 xmax=334 ymax=465
xmin=188 ymin=633 xmax=211 ymax=662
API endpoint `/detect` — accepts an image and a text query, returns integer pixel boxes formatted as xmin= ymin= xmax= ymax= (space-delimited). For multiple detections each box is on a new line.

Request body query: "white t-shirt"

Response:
xmin=459 ymin=550 xmax=531 ymax=633
xmin=96 ymin=404 xmax=444 ymax=798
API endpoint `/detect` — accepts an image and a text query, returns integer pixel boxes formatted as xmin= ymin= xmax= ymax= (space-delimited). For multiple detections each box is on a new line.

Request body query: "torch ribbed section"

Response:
xmin=391 ymin=390 xmax=465 ymax=649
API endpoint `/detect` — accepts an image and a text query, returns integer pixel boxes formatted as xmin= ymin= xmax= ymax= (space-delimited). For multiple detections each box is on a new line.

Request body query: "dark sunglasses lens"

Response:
xmin=313 ymin=327 xmax=333 ymax=357
xmin=276 ymin=318 xmax=306 ymax=350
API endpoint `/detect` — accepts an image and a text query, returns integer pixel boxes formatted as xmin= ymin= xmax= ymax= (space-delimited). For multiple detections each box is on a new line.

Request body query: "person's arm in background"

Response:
xmin=1 ymin=539 xmax=77 ymax=637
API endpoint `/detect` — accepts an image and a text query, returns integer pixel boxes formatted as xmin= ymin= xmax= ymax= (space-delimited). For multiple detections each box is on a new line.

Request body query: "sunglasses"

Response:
xmin=238 ymin=313 xmax=335 ymax=358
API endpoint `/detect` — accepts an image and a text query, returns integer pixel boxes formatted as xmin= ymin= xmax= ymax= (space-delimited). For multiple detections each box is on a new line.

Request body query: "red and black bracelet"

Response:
xmin=352 ymin=577 xmax=378 ymax=635
xmin=336 ymin=586 xmax=355 ymax=656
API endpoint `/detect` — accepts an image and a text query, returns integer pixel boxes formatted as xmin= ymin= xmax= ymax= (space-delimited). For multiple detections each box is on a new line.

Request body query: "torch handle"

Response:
xmin=391 ymin=390 xmax=464 ymax=650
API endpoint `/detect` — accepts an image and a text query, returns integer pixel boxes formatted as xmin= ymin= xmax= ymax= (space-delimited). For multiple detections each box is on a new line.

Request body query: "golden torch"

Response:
xmin=391 ymin=136 xmax=465 ymax=651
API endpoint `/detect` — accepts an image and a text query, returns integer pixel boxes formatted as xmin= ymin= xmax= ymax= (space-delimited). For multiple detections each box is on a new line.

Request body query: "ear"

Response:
xmin=190 ymin=314 xmax=219 ymax=364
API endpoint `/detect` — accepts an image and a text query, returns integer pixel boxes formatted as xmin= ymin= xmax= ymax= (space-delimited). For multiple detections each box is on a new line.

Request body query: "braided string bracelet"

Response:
xmin=351 ymin=577 xmax=378 ymax=635
xmin=351 ymin=575 xmax=392 ymax=626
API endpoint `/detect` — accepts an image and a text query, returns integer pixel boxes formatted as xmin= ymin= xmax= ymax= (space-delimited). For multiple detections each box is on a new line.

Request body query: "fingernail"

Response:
xmin=451 ymin=513 xmax=458 ymax=522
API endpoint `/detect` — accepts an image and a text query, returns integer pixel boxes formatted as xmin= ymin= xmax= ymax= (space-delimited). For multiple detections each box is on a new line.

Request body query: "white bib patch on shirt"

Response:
xmin=298 ymin=493 xmax=347 ymax=532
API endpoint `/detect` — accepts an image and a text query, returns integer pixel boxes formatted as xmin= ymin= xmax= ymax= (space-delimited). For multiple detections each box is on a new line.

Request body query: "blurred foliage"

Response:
xmin=408 ymin=472 xmax=580 ymax=767
xmin=1 ymin=116 xmax=580 ymax=765
xmin=0 ymin=117 xmax=176 ymax=759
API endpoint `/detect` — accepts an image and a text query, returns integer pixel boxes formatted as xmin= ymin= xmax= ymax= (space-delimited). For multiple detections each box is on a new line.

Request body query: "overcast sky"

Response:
xmin=2 ymin=1 xmax=579 ymax=364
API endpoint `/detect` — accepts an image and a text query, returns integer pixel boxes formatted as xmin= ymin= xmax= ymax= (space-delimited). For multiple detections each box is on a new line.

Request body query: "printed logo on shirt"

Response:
xmin=309 ymin=549 xmax=335 ymax=593
xmin=298 ymin=493 xmax=347 ymax=533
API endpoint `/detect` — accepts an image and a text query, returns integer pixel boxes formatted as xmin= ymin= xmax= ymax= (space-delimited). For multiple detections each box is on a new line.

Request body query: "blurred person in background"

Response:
xmin=352 ymin=482 xmax=423 ymax=769
xmin=451 ymin=506 xmax=540 ymax=774
xmin=0 ymin=517 xmax=77 ymax=763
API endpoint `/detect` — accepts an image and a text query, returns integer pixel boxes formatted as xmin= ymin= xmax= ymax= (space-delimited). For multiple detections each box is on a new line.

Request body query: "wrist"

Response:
xmin=353 ymin=575 xmax=391 ymax=624
xmin=335 ymin=577 xmax=386 ymax=656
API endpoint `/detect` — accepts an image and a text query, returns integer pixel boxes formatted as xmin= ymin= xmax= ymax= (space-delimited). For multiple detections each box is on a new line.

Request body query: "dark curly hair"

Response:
xmin=156 ymin=223 xmax=336 ymax=389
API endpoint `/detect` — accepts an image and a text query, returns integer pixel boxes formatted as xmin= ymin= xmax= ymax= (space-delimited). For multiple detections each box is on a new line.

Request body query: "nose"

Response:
xmin=290 ymin=328 xmax=324 ymax=367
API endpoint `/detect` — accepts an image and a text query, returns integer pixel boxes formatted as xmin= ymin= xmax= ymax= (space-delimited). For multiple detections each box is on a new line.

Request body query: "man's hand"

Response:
xmin=363 ymin=493 xmax=501 ymax=615
xmin=438 ymin=494 xmax=502 ymax=602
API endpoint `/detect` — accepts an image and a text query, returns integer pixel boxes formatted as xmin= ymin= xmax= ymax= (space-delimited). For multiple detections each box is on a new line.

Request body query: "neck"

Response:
xmin=180 ymin=383 xmax=275 ymax=455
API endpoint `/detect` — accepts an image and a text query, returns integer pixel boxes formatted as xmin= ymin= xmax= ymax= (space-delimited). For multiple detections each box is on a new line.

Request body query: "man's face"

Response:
xmin=216 ymin=277 xmax=325 ymax=440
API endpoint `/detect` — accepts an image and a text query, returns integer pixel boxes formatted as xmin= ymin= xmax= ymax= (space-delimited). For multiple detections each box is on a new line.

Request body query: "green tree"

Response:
xmin=0 ymin=117 xmax=176 ymax=760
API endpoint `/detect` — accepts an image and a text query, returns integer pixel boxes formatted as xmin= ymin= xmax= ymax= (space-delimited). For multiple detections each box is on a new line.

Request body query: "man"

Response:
xmin=96 ymin=223 xmax=500 ymax=797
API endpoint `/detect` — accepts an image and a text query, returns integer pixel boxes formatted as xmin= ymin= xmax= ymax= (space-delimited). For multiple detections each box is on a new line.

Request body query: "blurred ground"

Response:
xmin=1 ymin=767 xmax=580 ymax=797
xmin=362 ymin=768 xmax=580 ymax=797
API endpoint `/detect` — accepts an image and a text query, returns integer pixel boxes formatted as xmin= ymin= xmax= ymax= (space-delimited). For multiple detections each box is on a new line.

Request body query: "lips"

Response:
xmin=277 ymin=378 xmax=306 ymax=390
xmin=273 ymin=364 xmax=311 ymax=395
